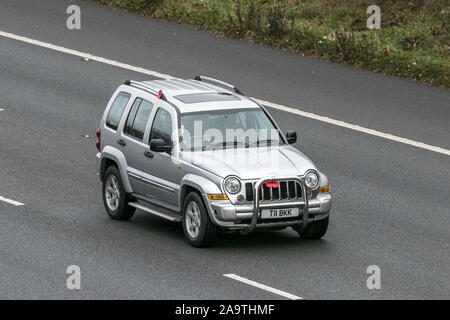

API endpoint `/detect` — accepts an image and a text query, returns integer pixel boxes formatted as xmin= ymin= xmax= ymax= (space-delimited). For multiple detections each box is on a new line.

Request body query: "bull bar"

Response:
xmin=241 ymin=175 xmax=309 ymax=234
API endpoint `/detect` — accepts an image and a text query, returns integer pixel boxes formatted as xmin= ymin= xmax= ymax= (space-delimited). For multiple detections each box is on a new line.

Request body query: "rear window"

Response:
xmin=174 ymin=92 xmax=240 ymax=104
xmin=106 ymin=92 xmax=131 ymax=130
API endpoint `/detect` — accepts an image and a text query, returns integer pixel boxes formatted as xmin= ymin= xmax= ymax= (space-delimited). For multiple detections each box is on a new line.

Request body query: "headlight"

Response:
xmin=304 ymin=171 xmax=319 ymax=189
xmin=224 ymin=176 xmax=241 ymax=194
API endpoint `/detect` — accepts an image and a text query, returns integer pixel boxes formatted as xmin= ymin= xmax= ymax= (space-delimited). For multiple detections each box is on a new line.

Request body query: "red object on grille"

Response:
xmin=265 ymin=181 xmax=279 ymax=188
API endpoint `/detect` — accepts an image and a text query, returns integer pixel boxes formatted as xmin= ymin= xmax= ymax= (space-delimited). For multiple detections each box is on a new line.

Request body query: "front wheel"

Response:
xmin=102 ymin=166 xmax=135 ymax=220
xmin=182 ymin=192 xmax=217 ymax=247
xmin=296 ymin=216 xmax=329 ymax=240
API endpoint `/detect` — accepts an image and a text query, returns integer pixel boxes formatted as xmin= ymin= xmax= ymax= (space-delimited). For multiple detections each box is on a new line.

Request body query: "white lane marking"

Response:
xmin=0 ymin=30 xmax=176 ymax=80
xmin=0 ymin=195 xmax=25 ymax=206
xmin=0 ymin=30 xmax=449 ymax=157
xmin=223 ymin=273 xmax=302 ymax=300
xmin=254 ymin=98 xmax=450 ymax=156
xmin=0 ymin=109 xmax=4 ymax=111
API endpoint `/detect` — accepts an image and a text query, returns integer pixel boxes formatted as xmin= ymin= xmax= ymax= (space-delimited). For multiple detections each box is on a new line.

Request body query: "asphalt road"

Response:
xmin=0 ymin=0 xmax=449 ymax=299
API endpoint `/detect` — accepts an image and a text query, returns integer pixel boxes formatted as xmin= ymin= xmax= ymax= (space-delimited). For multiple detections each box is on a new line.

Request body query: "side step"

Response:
xmin=128 ymin=201 xmax=182 ymax=222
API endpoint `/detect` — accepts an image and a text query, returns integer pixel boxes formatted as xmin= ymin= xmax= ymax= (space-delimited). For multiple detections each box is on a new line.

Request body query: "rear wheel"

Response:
xmin=296 ymin=216 xmax=329 ymax=240
xmin=182 ymin=192 xmax=217 ymax=247
xmin=102 ymin=166 xmax=135 ymax=220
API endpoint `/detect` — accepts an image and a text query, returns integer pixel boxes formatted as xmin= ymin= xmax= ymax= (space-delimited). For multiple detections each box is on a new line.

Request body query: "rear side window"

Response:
xmin=124 ymin=98 xmax=141 ymax=136
xmin=106 ymin=92 xmax=131 ymax=130
xmin=149 ymin=108 xmax=173 ymax=145
xmin=124 ymin=98 xmax=154 ymax=141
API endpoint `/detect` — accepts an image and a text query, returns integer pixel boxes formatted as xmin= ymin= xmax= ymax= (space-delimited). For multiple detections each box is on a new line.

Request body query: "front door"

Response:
xmin=143 ymin=107 xmax=181 ymax=209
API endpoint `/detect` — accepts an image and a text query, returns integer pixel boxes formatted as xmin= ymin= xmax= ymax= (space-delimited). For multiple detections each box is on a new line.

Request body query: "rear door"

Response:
xmin=119 ymin=97 xmax=155 ymax=196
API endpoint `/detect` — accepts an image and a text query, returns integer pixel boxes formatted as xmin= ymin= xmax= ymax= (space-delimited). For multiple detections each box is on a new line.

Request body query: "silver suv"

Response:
xmin=96 ymin=76 xmax=331 ymax=247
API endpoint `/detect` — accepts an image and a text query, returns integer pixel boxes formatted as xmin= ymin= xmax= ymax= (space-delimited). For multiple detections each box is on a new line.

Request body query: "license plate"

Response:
xmin=261 ymin=207 xmax=299 ymax=219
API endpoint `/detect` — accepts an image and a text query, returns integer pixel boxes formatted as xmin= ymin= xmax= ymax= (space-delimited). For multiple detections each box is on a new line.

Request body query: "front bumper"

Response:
xmin=204 ymin=176 xmax=331 ymax=230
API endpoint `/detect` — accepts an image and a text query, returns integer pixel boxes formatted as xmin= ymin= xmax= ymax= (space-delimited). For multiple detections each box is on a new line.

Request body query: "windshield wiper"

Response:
xmin=244 ymin=139 xmax=278 ymax=148
xmin=203 ymin=141 xmax=244 ymax=151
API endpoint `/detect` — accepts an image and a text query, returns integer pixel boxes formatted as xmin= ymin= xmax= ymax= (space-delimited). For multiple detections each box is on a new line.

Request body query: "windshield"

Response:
xmin=180 ymin=108 xmax=284 ymax=151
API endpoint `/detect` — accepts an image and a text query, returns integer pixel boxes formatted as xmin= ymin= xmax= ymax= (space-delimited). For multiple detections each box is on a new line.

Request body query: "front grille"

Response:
xmin=245 ymin=181 xmax=303 ymax=202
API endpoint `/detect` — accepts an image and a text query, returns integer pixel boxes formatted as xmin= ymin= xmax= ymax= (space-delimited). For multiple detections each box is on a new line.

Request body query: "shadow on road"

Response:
xmin=129 ymin=210 xmax=331 ymax=251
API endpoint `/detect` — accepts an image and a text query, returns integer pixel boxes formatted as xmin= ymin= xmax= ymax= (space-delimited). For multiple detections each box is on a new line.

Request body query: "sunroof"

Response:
xmin=174 ymin=92 xmax=241 ymax=104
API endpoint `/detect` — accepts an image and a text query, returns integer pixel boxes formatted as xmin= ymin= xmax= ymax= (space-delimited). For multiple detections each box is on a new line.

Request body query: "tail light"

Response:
xmin=96 ymin=128 xmax=101 ymax=151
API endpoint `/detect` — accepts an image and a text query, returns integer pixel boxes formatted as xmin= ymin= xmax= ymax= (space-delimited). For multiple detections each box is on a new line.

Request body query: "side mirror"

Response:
xmin=285 ymin=131 xmax=297 ymax=144
xmin=150 ymin=138 xmax=172 ymax=153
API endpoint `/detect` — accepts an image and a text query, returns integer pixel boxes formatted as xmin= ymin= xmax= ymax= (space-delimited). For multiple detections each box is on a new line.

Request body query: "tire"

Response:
xmin=296 ymin=216 xmax=329 ymax=240
xmin=182 ymin=192 xmax=217 ymax=247
xmin=102 ymin=166 xmax=135 ymax=220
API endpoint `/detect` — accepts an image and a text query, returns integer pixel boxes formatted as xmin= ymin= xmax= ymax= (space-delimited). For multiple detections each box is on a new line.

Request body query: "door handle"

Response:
xmin=117 ymin=139 xmax=126 ymax=146
xmin=144 ymin=151 xmax=154 ymax=159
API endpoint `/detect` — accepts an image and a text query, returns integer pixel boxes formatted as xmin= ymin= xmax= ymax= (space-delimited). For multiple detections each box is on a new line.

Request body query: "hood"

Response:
xmin=180 ymin=146 xmax=317 ymax=180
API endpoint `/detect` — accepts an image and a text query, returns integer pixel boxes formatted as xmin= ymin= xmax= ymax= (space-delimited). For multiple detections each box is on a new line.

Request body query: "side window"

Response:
xmin=149 ymin=108 xmax=173 ymax=145
xmin=124 ymin=98 xmax=142 ymax=137
xmin=124 ymin=98 xmax=154 ymax=141
xmin=106 ymin=92 xmax=131 ymax=130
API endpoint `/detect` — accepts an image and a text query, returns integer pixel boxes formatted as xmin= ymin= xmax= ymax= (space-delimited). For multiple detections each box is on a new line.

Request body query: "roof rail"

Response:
xmin=124 ymin=80 xmax=167 ymax=101
xmin=194 ymin=75 xmax=244 ymax=95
